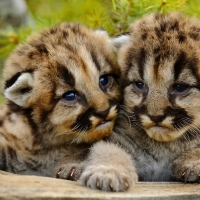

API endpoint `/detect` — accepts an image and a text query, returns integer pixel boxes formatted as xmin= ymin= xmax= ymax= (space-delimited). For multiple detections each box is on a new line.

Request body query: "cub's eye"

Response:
xmin=135 ymin=81 xmax=145 ymax=90
xmin=62 ymin=91 xmax=78 ymax=101
xmin=174 ymin=84 xmax=188 ymax=93
xmin=99 ymin=75 xmax=113 ymax=91
xmin=100 ymin=75 xmax=109 ymax=86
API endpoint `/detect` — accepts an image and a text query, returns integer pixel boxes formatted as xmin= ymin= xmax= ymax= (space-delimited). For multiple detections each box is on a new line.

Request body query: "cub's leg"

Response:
xmin=172 ymin=148 xmax=200 ymax=183
xmin=80 ymin=141 xmax=138 ymax=192
xmin=53 ymin=154 xmax=87 ymax=181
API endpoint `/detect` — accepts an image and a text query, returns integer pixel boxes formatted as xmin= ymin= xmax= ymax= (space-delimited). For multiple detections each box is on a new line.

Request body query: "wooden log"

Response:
xmin=0 ymin=170 xmax=200 ymax=200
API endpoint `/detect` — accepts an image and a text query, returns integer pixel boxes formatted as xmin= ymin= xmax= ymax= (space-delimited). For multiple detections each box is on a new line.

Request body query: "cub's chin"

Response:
xmin=84 ymin=120 xmax=115 ymax=143
xmin=54 ymin=118 xmax=116 ymax=144
xmin=145 ymin=126 xmax=188 ymax=142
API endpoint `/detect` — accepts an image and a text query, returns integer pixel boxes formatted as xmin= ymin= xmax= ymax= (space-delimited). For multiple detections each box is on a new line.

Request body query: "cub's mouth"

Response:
xmin=146 ymin=125 xmax=171 ymax=133
xmin=144 ymin=124 xmax=188 ymax=142
xmin=96 ymin=120 xmax=111 ymax=127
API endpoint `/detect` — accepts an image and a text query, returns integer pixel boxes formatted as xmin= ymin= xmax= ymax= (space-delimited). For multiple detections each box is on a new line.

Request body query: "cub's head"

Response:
xmin=3 ymin=23 xmax=120 ymax=144
xmin=116 ymin=13 xmax=200 ymax=142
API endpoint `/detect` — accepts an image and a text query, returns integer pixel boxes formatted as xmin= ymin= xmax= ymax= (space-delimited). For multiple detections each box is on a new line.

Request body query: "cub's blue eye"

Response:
xmin=99 ymin=75 xmax=109 ymax=86
xmin=63 ymin=91 xmax=77 ymax=101
xmin=135 ymin=81 xmax=145 ymax=89
xmin=174 ymin=84 xmax=188 ymax=93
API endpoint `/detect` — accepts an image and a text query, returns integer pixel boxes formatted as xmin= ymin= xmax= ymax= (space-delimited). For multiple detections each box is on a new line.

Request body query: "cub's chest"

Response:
xmin=135 ymin=146 xmax=180 ymax=181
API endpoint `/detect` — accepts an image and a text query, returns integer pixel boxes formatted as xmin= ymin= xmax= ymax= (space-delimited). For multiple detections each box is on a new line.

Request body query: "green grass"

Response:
xmin=0 ymin=95 xmax=4 ymax=104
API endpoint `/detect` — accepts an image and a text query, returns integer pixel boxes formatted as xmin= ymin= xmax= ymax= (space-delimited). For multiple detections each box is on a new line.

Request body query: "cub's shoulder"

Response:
xmin=0 ymin=104 xmax=10 ymax=126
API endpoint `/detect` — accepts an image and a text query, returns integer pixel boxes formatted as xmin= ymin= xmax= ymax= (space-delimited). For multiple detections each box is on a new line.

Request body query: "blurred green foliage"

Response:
xmin=0 ymin=96 xmax=4 ymax=104
xmin=1 ymin=0 xmax=200 ymax=59
xmin=0 ymin=0 xmax=200 ymax=104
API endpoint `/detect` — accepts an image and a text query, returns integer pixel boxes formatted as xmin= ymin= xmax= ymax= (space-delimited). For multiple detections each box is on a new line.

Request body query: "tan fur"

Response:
xmin=0 ymin=23 xmax=121 ymax=178
xmin=119 ymin=13 xmax=200 ymax=142
xmin=79 ymin=13 xmax=200 ymax=191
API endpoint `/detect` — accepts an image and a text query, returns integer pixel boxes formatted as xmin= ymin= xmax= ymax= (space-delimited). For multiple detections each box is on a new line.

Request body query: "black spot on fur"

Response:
xmin=0 ymin=120 xmax=3 ymax=126
xmin=137 ymin=48 xmax=146 ymax=79
xmin=132 ymin=105 xmax=147 ymax=129
xmin=35 ymin=44 xmax=49 ymax=55
xmin=93 ymin=108 xmax=110 ymax=119
xmin=71 ymin=25 xmax=80 ymax=35
xmin=57 ymin=64 xmax=75 ymax=86
xmin=169 ymin=20 xmax=179 ymax=31
xmin=187 ymin=57 xmax=199 ymax=82
xmin=154 ymin=13 xmax=162 ymax=21
xmin=121 ymin=79 xmax=132 ymax=88
xmin=90 ymin=50 xmax=101 ymax=71
xmin=62 ymin=31 xmax=68 ymax=38
xmin=28 ymin=52 xmax=36 ymax=59
xmin=189 ymin=32 xmax=199 ymax=40
xmin=50 ymin=28 xmax=57 ymax=34
xmin=153 ymin=47 xmax=160 ymax=55
xmin=72 ymin=98 xmax=119 ymax=133
xmin=72 ymin=107 xmax=94 ymax=132
xmin=178 ymin=34 xmax=186 ymax=43
xmin=167 ymin=36 xmax=171 ymax=40
xmin=109 ymin=98 xmax=120 ymax=112
xmin=155 ymin=27 xmax=162 ymax=38
xmin=142 ymin=33 xmax=148 ymax=40
xmin=153 ymin=55 xmax=161 ymax=78
xmin=124 ymin=51 xmax=134 ymax=77
xmin=160 ymin=22 xmax=167 ymax=32
xmin=134 ymin=105 xmax=147 ymax=115
xmin=164 ymin=106 xmax=187 ymax=117
xmin=105 ymin=56 xmax=118 ymax=74
xmin=174 ymin=54 xmax=198 ymax=83
xmin=173 ymin=51 xmax=187 ymax=80
xmin=22 ymin=107 xmax=40 ymax=144
xmin=164 ymin=106 xmax=191 ymax=128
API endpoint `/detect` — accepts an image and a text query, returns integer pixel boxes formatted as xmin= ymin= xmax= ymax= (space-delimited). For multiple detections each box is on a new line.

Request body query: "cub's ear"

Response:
xmin=111 ymin=34 xmax=130 ymax=52
xmin=4 ymin=73 xmax=33 ymax=107
xmin=95 ymin=29 xmax=130 ymax=51
xmin=95 ymin=29 xmax=109 ymax=37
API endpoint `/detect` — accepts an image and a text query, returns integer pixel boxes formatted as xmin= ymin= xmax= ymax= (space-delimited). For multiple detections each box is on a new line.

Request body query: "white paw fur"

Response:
xmin=80 ymin=141 xmax=138 ymax=192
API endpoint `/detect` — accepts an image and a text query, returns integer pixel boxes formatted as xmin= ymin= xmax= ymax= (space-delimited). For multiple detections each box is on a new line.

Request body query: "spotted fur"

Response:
xmin=0 ymin=22 xmax=121 ymax=177
xmin=80 ymin=13 xmax=200 ymax=191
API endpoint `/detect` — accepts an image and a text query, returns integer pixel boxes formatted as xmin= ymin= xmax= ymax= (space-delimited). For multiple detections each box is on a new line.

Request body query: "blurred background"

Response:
xmin=0 ymin=0 xmax=200 ymax=104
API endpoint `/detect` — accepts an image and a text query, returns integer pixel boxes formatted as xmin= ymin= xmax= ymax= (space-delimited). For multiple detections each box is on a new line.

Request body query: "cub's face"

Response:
xmin=118 ymin=13 xmax=200 ymax=142
xmin=4 ymin=23 xmax=120 ymax=144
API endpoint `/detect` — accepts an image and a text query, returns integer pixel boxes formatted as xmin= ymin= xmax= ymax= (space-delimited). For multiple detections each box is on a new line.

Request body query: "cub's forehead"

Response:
xmin=119 ymin=13 xmax=200 ymax=80
xmin=3 ymin=23 xmax=118 ymax=84
xmin=130 ymin=13 xmax=200 ymax=44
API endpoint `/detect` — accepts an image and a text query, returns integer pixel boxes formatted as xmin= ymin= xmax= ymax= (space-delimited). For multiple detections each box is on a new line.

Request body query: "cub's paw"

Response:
xmin=53 ymin=163 xmax=84 ymax=181
xmin=172 ymin=157 xmax=200 ymax=183
xmin=80 ymin=165 xmax=138 ymax=192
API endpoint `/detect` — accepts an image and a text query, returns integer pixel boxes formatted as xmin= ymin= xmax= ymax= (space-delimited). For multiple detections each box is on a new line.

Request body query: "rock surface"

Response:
xmin=0 ymin=170 xmax=200 ymax=200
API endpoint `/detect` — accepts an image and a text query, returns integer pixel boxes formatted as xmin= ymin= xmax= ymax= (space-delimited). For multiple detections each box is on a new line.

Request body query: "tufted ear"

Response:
xmin=4 ymin=73 xmax=34 ymax=107
xmin=95 ymin=29 xmax=131 ymax=52
xmin=95 ymin=29 xmax=109 ymax=37
xmin=111 ymin=34 xmax=130 ymax=52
